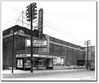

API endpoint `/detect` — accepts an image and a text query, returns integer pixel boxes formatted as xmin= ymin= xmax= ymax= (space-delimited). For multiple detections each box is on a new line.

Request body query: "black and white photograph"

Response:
xmin=1 ymin=0 xmax=97 ymax=82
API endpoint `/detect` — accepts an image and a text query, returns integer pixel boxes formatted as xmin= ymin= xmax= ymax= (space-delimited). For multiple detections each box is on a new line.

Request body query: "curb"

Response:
xmin=2 ymin=69 xmax=86 ymax=75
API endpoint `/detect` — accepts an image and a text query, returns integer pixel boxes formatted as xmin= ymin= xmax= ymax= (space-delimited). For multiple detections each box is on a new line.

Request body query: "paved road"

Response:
xmin=2 ymin=69 xmax=96 ymax=81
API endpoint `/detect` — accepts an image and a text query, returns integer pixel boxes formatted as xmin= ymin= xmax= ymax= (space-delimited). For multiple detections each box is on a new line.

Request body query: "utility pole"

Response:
xmin=84 ymin=40 xmax=91 ymax=70
xmin=26 ymin=3 xmax=37 ymax=73
xmin=86 ymin=41 xmax=88 ymax=67
xmin=12 ymin=28 xmax=14 ymax=74
xmin=30 ymin=4 xmax=33 ymax=73
xmin=73 ymin=49 xmax=74 ymax=69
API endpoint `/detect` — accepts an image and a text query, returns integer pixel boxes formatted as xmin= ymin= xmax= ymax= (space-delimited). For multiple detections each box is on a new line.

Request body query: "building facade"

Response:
xmin=3 ymin=25 xmax=86 ymax=70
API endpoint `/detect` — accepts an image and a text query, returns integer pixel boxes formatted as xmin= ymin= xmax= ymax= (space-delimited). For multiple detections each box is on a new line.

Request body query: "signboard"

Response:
xmin=26 ymin=39 xmax=47 ymax=47
xmin=16 ymin=54 xmax=57 ymax=59
xmin=38 ymin=8 xmax=43 ymax=38
xmin=17 ymin=59 xmax=23 ymax=68
xmin=16 ymin=54 xmax=30 ymax=57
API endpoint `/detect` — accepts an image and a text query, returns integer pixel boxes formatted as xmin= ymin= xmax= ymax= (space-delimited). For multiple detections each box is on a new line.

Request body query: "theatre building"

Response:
xmin=3 ymin=25 xmax=85 ymax=70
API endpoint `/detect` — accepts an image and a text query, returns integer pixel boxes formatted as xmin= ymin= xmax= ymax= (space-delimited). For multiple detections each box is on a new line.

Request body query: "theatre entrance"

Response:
xmin=16 ymin=56 xmax=53 ymax=70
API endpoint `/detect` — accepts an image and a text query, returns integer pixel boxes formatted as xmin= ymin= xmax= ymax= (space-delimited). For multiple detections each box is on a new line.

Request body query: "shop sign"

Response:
xmin=26 ymin=39 xmax=47 ymax=47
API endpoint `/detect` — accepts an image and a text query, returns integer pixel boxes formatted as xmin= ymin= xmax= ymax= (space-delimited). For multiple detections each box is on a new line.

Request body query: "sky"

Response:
xmin=1 ymin=1 xmax=96 ymax=46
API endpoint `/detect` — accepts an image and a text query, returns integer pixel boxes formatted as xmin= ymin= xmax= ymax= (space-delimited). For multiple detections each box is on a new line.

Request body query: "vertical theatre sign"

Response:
xmin=38 ymin=8 xmax=43 ymax=39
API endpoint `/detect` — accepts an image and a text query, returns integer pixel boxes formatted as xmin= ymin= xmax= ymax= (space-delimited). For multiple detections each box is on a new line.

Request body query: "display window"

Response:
xmin=24 ymin=60 xmax=31 ymax=68
xmin=17 ymin=59 xmax=23 ymax=68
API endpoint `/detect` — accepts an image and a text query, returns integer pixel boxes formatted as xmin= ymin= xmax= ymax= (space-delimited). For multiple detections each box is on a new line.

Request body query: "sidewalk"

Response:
xmin=53 ymin=65 xmax=85 ymax=70
xmin=2 ymin=65 xmax=86 ymax=75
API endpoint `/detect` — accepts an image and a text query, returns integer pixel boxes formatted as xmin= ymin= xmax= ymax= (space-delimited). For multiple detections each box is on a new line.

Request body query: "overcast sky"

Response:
xmin=1 ymin=1 xmax=96 ymax=46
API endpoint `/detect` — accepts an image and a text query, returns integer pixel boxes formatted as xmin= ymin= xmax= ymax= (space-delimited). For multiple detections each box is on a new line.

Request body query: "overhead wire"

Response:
xmin=15 ymin=13 xmax=22 ymax=25
xmin=44 ymin=23 xmax=84 ymax=46
xmin=44 ymin=11 xmax=85 ymax=43
xmin=18 ymin=20 xmax=38 ymax=28
xmin=44 ymin=18 xmax=84 ymax=44
xmin=15 ymin=11 xmax=38 ymax=29
xmin=8 ymin=8 xmax=84 ymax=46
xmin=44 ymin=21 xmax=84 ymax=46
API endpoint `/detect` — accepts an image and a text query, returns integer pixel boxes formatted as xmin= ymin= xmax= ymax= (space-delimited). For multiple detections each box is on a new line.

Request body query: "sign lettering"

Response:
xmin=26 ymin=39 xmax=47 ymax=47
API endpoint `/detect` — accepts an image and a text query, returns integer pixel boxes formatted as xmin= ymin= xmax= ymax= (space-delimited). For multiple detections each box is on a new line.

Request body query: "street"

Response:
xmin=2 ymin=69 xmax=96 ymax=81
